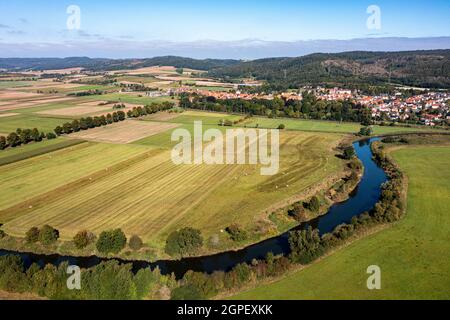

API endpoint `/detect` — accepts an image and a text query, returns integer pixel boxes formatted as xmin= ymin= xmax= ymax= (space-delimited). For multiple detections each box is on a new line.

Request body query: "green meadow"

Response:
xmin=0 ymin=114 xmax=68 ymax=133
xmin=242 ymin=117 xmax=448 ymax=135
xmin=232 ymin=144 xmax=450 ymax=300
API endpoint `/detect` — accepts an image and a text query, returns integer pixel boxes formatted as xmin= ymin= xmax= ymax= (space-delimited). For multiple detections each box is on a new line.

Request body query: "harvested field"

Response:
xmin=0 ymin=113 xmax=19 ymax=118
xmin=144 ymin=112 xmax=182 ymax=121
xmin=0 ymin=97 xmax=76 ymax=112
xmin=0 ymin=131 xmax=345 ymax=256
xmin=0 ymin=90 xmax=42 ymax=100
xmin=127 ymin=66 xmax=177 ymax=75
xmin=0 ymin=142 xmax=150 ymax=211
xmin=69 ymin=120 xmax=181 ymax=144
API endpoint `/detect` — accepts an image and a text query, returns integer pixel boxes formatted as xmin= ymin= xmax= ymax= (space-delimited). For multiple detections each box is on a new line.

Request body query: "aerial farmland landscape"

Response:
xmin=0 ymin=0 xmax=449 ymax=309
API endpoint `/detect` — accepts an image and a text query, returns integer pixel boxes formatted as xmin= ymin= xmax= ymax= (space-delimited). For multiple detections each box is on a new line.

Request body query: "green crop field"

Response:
xmin=0 ymin=127 xmax=345 ymax=257
xmin=0 ymin=81 xmax=34 ymax=89
xmin=0 ymin=138 xmax=84 ymax=166
xmin=87 ymin=93 xmax=177 ymax=105
xmin=241 ymin=117 xmax=448 ymax=135
xmin=0 ymin=114 xmax=68 ymax=132
xmin=232 ymin=144 xmax=450 ymax=300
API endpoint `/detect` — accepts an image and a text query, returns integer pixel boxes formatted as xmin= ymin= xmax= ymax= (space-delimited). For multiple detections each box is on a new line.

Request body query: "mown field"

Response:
xmin=232 ymin=144 xmax=450 ymax=300
xmin=0 ymin=142 xmax=151 ymax=211
xmin=0 ymin=112 xmax=345 ymax=256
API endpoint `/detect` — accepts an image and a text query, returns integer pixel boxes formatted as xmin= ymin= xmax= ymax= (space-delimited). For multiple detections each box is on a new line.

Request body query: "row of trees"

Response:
xmin=25 ymin=225 xmax=60 ymax=245
xmin=23 ymin=225 xmax=144 ymax=255
xmin=126 ymin=101 xmax=176 ymax=118
xmin=0 ymin=128 xmax=56 ymax=150
xmin=54 ymin=111 xmax=126 ymax=135
xmin=2 ymin=102 xmax=175 ymax=151
xmin=180 ymin=92 xmax=373 ymax=124
xmin=54 ymin=102 xmax=176 ymax=136
xmin=0 ymin=256 xmax=176 ymax=300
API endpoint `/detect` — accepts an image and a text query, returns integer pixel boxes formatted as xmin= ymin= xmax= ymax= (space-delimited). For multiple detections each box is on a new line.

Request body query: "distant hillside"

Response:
xmin=0 ymin=56 xmax=241 ymax=72
xmin=208 ymin=50 xmax=450 ymax=89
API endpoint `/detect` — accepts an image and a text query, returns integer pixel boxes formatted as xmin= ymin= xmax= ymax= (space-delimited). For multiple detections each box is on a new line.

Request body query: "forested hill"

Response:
xmin=207 ymin=50 xmax=450 ymax=89
xmin=0 ymin=56 xmax=241 ymax=72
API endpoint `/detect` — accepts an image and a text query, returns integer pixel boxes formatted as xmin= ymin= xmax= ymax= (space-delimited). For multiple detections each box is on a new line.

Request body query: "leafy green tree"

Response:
xmin=343 ymin=146 xmax=356 ymax=159
xmin=165 ymin=227 xmax=203 ymax=257
xmin=117 ymin=111 xmax=126 ymax=121
xmin=289 ymin=227 xmax=324 ymax=264
xmin=25 ymin=227 xmax=40 ymax=243
xmin=46 ymin=132 xmax=57 ymax=140
xmin=31 ymin=128 xmax=41 ymax=142
xmin=71 ymin=120 xmax=81 ymax=132
xmin=38 ymin=225 xmax=60 ymax=245
xmin=96 ymin=229 xmax=127 ymax=254
xmin=0 ymin=136 xmax=7 ymax=150
xmin=7 ymin=132 xmax=21 ymax=147
xmin=359 ymin=126 xmax=373 ymax=136
xmin=308 ymin=196 xmax=320 ymax=212
xmin=54 ymin=126 xmax=63 ymax=136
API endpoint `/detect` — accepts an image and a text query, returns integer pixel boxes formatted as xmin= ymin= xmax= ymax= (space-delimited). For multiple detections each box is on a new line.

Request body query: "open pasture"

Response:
xmin=242 ymin=117 xmax=448 ymax=135
xmin=68 ymin=120 xmax=181 ymax=144
xmin=233 ymin=144 xmax=450 ymax=300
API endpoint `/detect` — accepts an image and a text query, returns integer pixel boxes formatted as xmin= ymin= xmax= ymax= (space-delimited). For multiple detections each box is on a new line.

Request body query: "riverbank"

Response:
xmin=230 ymin=134 xmax=450 ymax=300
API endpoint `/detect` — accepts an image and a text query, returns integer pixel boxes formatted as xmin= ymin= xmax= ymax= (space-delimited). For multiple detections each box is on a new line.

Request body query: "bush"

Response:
xmin=278 ymin=124 xmax=286 ymax=130
xmin=165 ymin=227 xmax=203 ymax=257
xmin=96 ymin=229 xmax=127 ymax=254
xmin=288 ymin=202 xmax=307 ymax=222
xmin=225 ymin=224 xmax=248 ymax=242
xmin=25 ymin=227 xmax=40 ymax=243
xmin=73 ymin=230 xmax=95 ymax=249
xmin=129 ymin=235 xmax=143 ymax=251
xmin=171 ymin=285 xmax=204 ymax=300
xmin=38 ymin=225 xmax=60 ymax=245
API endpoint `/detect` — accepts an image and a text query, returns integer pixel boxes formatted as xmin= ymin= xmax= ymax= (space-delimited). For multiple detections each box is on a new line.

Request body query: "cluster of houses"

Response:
xmin=134 ymin=84 xmax=450 ymax=126
xmin=355 ymin=91 xmax=449 ymax=126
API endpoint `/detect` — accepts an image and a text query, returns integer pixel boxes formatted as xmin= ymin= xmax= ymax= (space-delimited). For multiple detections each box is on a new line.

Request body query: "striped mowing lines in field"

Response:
xmin=2 ymin=148 xmax=243 ymax=242
xmin=0 ymin=142 xmax=151 ymax=211
xmin=1 ymin=131 xmax=344 ymax=250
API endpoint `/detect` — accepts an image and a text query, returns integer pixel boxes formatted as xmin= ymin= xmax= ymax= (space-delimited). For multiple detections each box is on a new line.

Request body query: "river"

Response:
xmin=0 ymin=138 xmax=387 ymax=279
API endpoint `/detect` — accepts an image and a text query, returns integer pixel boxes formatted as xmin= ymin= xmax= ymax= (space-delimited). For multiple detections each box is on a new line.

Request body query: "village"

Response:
xmin=153 ymin=85 xmax=450 ymax=126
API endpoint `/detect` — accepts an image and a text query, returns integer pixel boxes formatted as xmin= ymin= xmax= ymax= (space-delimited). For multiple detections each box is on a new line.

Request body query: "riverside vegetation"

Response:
xmin=0 ymin=135 xmax=409 ymax=300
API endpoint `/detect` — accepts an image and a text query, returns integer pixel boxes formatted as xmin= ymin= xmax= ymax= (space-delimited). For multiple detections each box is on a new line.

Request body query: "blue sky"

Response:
xmin=0 ymin=0 xmax=449 ymax=58
xmin=1 ymin=0 xmax=449 ymax=42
